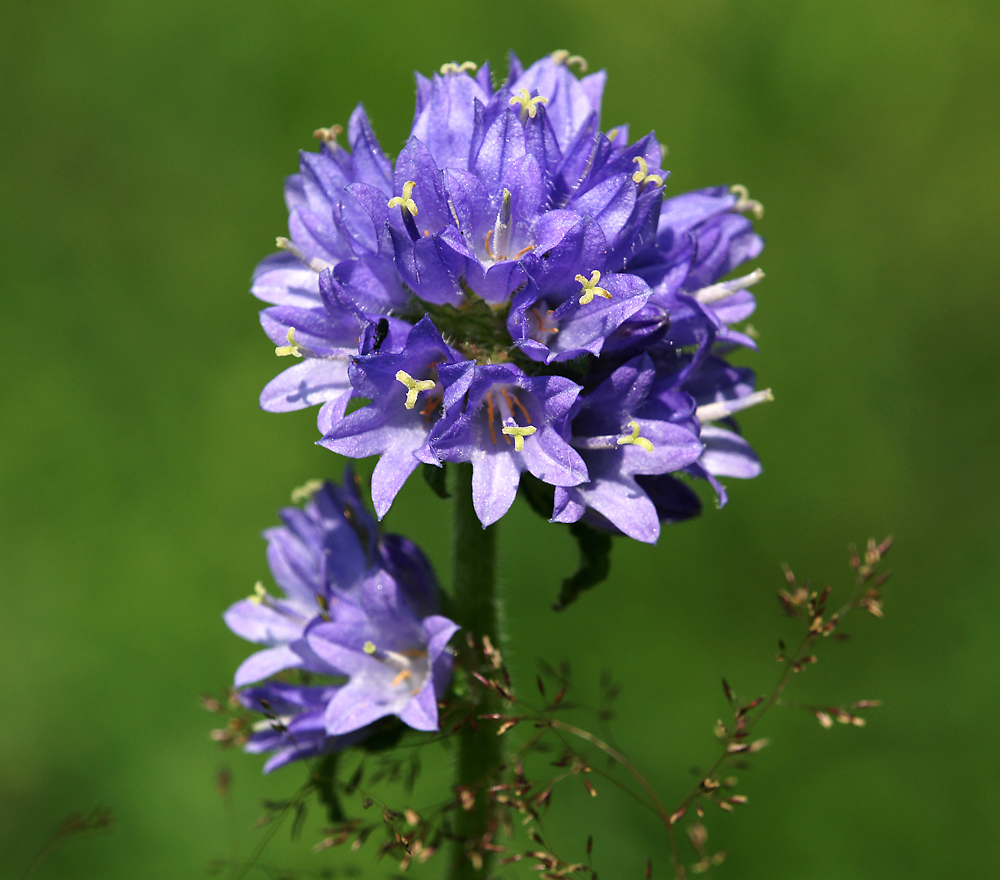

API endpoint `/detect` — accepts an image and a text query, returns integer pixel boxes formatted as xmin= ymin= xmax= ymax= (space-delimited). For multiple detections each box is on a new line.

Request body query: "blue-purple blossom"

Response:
xmin=305 ymin=573 xmax=458 ymax=735
xmin=252 ymin=52 xmax=771 ymax=540
xmin=223 ymin=475 xmax=378 ymax=687
xmin=238 ymin=681 xmax=370 ymax=773
xmin=224 ymin=476 xmax=457 ymax=769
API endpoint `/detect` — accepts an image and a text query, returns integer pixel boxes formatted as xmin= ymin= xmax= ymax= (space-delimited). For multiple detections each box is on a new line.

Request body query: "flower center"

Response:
xmin=362 ymin=641 xmax=430 ymax=693
xmin=483 ymin=386 xmax=534 ymax=450
xmin=509 ymin=88 xmax=548 ymax=122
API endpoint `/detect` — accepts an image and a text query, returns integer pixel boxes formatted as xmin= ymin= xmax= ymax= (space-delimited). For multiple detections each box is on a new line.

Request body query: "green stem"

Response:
xmin=446 ymin=464 xmax=502 ymax=880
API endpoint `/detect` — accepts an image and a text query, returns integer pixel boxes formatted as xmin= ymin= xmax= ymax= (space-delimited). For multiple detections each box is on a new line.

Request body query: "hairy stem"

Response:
xmin=447 ymin=464 xmax=502 ymax=880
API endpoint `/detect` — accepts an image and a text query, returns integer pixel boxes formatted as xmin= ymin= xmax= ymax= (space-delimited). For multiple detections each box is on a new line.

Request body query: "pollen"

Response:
xmin=632 ymin=156 xmax=664 ymax=189
xmin=290 ymin=478 xmax=324 ymax=504
xmin=275 ymin=327 xmax=304 ymax=358
xmin=501 ymin=423 xmax=536 ymax=452
xmin=395 ymin=370 xmax=436 ymax=409
xmin=617 ymin=420 xmax=655 ymax=452
xmin=550 ymin=50 xmax=588 ymax=71
xmin=388 ymin=180 xmax=419 ymax=216
xmin=730 ymin=184 xmax=764 ymax=219
xmin=312 ymin=124 xmax=343 ymax=146
xmin=440 ymin=61 xmax=477 ymax=75
xmin=363 ymin=641 xmax=377 ymax=655
xmin=576 ymin=270 xmax=613 ymax=305
xmin=510 ymin=88 xmax=549 ymax=121
xmin=248 ymin=582 xmax=269 ymax=605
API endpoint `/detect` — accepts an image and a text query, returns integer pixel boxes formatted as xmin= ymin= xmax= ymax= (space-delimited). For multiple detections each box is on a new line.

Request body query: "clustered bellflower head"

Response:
xmin=224 ymin=474 xmax=459 ymax=771
xmin=254 ymin=51 xmax=771 ymax=543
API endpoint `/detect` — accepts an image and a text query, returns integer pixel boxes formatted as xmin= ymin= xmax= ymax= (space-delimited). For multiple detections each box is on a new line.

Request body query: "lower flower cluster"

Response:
xmin=223 ymin=474 xmax=458 ymax=771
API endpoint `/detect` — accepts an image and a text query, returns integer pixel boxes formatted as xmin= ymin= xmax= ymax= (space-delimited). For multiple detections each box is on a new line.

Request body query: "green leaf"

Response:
xmin=313 ymin=753 xmax=344 ymax=823
xmin=422 ymin=462 xmax=450 ymax=499
xmin=553 ymin=521 xmax=613 ymax=611
xmin=290 ymin=799 xmax=309 ymax=841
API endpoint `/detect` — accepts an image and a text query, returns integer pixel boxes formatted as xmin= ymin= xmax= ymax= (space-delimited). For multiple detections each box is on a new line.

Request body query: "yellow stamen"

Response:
xmin=275 ymin=327 xmax=304 ymax=358
xmin=363 ymin=641 xmax=377 ymax=655
xmin=575 ymin=270 xmax=613 ymax=305
xmin=501 ymin=424 xmax=536 ymax=452
xmin=617 ymin=420 xmax=655 ymax=453
xmin=730 ymin=184 xmax=764 ymax=219
xmin=275 ymin=236 xmax=332 ymax=273
xmin=248 ymin=582 xmax=268 ymax=605
xmin=632 ymin=156 xmax=664 ymax=188
xmin=550 ymin=50 xmax=588 ymax=72
xmin=312 ymin=124 xmax=343 ymax=146
xmin=440 ymin=61 xmax=477 ymax=75
xmin=391 ymin=668 xmax=413 ymax=687
xmin=388 ymin=180 xmax=419 ymax=216
xmin=510 ymin=88 xmax=548 ymax=120
xmin=484 ymin=228 xmax=497 ymax=261
xmin=290 ymin=479 xmax=323 ymax=504
xmin=395 ymin=370 xmax=436 ymax=409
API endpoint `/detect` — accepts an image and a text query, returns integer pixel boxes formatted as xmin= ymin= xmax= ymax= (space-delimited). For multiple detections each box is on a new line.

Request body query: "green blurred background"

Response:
xmin=2 ymin=0 xmax=998 ymax=876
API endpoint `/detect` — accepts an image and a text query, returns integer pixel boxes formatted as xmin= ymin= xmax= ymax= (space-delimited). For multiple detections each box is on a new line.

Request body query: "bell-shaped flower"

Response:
xmin=306 ymin=574 xmax=459 ymax=735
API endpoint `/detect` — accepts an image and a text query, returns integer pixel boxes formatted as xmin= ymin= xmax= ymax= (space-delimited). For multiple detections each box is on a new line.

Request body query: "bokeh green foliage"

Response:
xmin=2 ymin=0 xmax=998 ymax=876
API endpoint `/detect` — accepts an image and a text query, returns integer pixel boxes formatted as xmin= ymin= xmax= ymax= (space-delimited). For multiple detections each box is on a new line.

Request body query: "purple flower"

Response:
xmin=553 ymin=355 xmax=704 ymax=543
xmin=305 ymin=574 xmax=458 ymax=734
xmin=251 ymin=52 xmax=770 ymax=538
xmin=429 ymin=361 xmax=587 ymax=526
xmin=224 ymin=476 xmax=458 ymax=769
xmin=238 ymin=682 xmax=369 ymax=773
xmin=223 ymin=475 xmax=379 ymax=687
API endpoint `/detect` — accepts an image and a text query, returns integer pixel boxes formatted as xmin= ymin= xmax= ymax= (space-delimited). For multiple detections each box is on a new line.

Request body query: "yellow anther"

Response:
xmin=391 ymin=668 xmax=413 ymax=687
xmin=550 ymin=50 xmax=588 ymax=72
xmin=575 ymin=270 xmax=613 ymax=305
xmin=730 ymin=184 xmax=764 ymax=219
xmin=275 ymin=327 xmax=304 ymax=358
xmin=395 ymin=370 xmax=436 ymax=409
xmin=275 ymin=236 xmax=333 ymax=273
xmin=501 ymin=424 xmax=536 ymax=452
xmin=617 ymin=420 xmax=655 ymax=453
xmin=440 ymin=61 xmax=477 ymax=75
xmin=291 ymin=479 xmax=324 ymax=504
xmin=312 ymin=124 xmax=343 ymax=145
xmin=632 ymin=156 xmax=664 ymax=188
xmin=510 ymin=88 xmax=548 ymax=120
xmin=363 ymin=641 xmax=377 ymax=655
xmin=248 ymin=582 xmax=268 ymax=605
xmin=388 ymin=181 xmax=419 ymax=216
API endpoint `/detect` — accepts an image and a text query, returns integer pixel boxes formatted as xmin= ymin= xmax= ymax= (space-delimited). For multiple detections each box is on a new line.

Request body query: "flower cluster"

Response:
xmin=254 ymin=51 xmax=770 ymax=542
xmin=224 ymin=475 xmax=458 ymax=771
